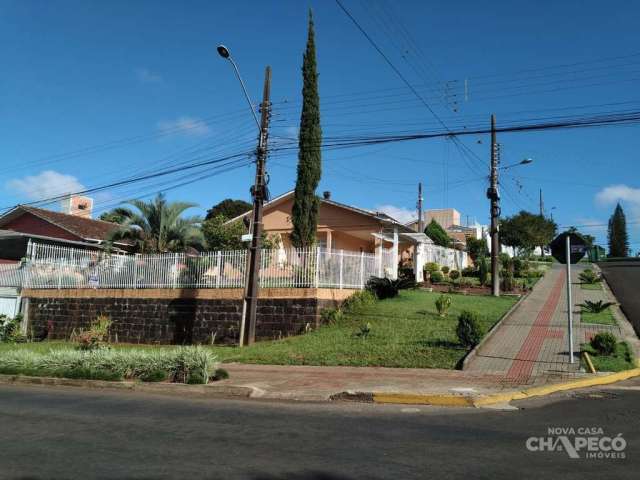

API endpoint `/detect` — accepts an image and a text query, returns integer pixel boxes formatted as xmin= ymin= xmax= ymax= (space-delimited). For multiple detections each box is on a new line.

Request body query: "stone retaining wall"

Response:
xmin=23 ymin=288 xmax=354 ymax=344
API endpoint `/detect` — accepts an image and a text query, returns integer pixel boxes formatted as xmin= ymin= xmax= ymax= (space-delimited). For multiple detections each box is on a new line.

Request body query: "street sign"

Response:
xmin=241 ymin=234 xmax=252 ymax=242
xmin=550 ymin=232 xmax=587 ymax=264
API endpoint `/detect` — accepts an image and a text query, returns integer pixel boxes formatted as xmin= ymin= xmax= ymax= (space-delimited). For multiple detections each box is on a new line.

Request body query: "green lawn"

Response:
xmin=582 ymin=342 xmax=635 ymax=372
xmin=1 ymin=290 xmax=517 ymax=370
xmin=581 ymin=308 xmax=617 ymax=325
xmin=580 ymin=282 xmax=602 ymax=291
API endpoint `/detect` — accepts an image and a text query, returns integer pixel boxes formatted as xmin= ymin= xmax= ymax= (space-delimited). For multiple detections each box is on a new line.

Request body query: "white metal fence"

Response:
xmin=422 ymin=245 xmax=467 ymax=271
xmin=21 ymin=243 xmax=398 ymax=290
xmin=0 ymin=264 xmax=23 ymax=288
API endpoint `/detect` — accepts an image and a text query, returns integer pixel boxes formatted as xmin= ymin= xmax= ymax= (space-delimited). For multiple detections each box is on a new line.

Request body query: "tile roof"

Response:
xmin=0 ymin=205 xmax=119 ymax=241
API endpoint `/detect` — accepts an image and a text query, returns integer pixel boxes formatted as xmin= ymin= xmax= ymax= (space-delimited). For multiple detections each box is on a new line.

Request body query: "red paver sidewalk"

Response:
xmin=465 ymin=264 xmax=582 ymax=382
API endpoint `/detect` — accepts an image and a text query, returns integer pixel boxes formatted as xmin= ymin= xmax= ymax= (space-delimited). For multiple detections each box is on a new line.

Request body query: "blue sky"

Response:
xmin=2 ymin=0 xmax=639 ymax=250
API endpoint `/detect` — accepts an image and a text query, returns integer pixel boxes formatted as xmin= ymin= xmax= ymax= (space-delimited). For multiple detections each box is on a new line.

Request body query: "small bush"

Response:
xmin=212 ymin=368 xmax=230 ymax=381
xmin=449 ymin=270 xmax=460 ymax=280
xmin=0 ymin=315 xmax=26 ymax=343
xmin=140 ymin=369 xmax=168 ymax=382
xmin=187 ymin=372 xmax=206 ymax=384
xmin=456 ymin=311 xmax=484 ymax=348
xmin=478 ymin=256 xmax=489 ymax=286
xmin=461 ymin=266 xmax=475 ymax=277
xmin=580 ymin=300 xmax=615 ymax=313
xmin=321 ymin=308 xmax=344 ymax=324
xmin=429 ymin=271 xmax=445 ymax=284
xmin=424 ymin=262 xmax=440 ymax=274
xmin=366 ymin=277 xmax=415 ymax=300
xmin=501 ymin=271 xmax=514 ymax=291
xmin=459 ymin=277 xmax=474 ymax=288
xmin=579 ymin=269 xmax=600 ymax=285
xmin=341 ymin=290 xmax=376 ymax=313
xmin=74 ymin=315 xmax=112 ymax=351
xmin=590 ymin=332 xmax=617 ymax=356
xmin=441 ymin=266 xmax=450 ymax=275
xmin=435 ymin=295 xmax=452 ymax=317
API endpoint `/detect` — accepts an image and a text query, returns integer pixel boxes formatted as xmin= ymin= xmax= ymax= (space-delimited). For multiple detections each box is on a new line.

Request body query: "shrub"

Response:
xmin=429 ymin=271 xmax=445 ymax=284
xmin=0 ymin=346 xmax=217 ymax=384
xmin=366 ymin=277 xmax=415 ymax=300
xmin=456 ymin=310 xmax=484 ymax=348
xmin=478 ymin=256 xmax=489 ymax=286
xmin=580 ymin=300 xmax=615 ymax=313
xmin=579 ymin=269 xmax=600 ymax=285
xmin=461 ymin=266 xmax=475 ymax=277
xmin=341 ymin=290 xmax=376 ymax=313
xmin=498 ymin=253 xmax=511 ymax=270
xmin=212 ymin=368 xmax=230 ymax=381
xmin=449 ymin=270 xmax=460 ymax=280
xmin=501 ymin=270 xmax=514 ymax=291
xmin=590 ymin=332 xmax=617 ymax=356
xmin=0 ymin=314 xmax=26 ymax=343
xmin=321 ymin=308 xmax=344 ymax=324
xmin=441 ymin=266 xmax=450 ymax=275
xmin=424 ymin=262 xmax=440 ymax=274
xmin=459 ymin=277 xmax=474 ymax=288
xmin=74 ymin=315 xmax=112 ymax=351
xmin=140 ymin=369 xmax=169 ymax=382
xmin=435 ymin=295 xmax=452 ymax=317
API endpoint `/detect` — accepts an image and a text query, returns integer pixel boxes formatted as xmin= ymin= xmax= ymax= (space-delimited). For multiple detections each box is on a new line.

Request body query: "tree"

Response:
xmin=99 ymin=207 xmax=133 ymax=225
xmin=106 ymin=193 xmax=205 ymax=253
xmin=608 ymin=203 xmax=629 ymax=257
xmin=500 ymin=211 xmax=556 ymax=255
xmin=202 ymin=215 xmax=246 ymax=251
xmin=424 ymin=219 xmax=451 ymax=247
xmin=290 ymin=10 xmax=322 ymax=248
xmin=205 ymin=199 xmax=252 ymax=221
xmin=466 ymin=237 xmax=488 ymax=262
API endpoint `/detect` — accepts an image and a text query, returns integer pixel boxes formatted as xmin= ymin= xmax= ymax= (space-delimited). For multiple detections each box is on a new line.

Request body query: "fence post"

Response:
xmin=172 ymin=253 xmax=179 ymax=289
xmin=359 ymin=251 xmax=364 ymax=288
xmin=314 ymin=247 xmax=321 ymax=288
xmin=216 ymin=251 xmax=222 ymax=288
xmin=339 ymin=249 xmax=344 ymax=289
xmin=133 ymin=254 xmax=139 ymax=289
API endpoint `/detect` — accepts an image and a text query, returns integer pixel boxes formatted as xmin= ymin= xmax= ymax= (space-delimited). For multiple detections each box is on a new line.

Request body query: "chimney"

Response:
xmin=61 ymin=195 xmax=93 ymax=218
xmin=323 ymin=191 xmax=331 ymax=200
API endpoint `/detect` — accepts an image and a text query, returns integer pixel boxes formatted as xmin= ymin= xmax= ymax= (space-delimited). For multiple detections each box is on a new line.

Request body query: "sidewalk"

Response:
xmin=465 ymin=262 xmax=627 ymax=383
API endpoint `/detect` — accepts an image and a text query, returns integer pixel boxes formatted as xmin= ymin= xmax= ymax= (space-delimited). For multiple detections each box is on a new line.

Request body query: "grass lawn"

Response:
xmin=582 ymin=342 xmax=635 ymax=372
xmin=581 ymin=308 xmax=617 ymax=325
xmin=580 ymin=282 xmax=602 ymax=291
xmin=0 ymin=290 xmax=517 ymax=370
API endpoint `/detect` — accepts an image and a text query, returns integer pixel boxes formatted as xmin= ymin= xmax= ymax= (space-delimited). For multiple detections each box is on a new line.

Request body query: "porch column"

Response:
xmin=392 ymin=227 xmax=399 ymax=280
xmin=375 ymin=239 xmax=383 ymax=277
xmin=414 ymin=242 xmax=424 ymax=282
xmin=326 ymin=230 xmax=332 ymax=251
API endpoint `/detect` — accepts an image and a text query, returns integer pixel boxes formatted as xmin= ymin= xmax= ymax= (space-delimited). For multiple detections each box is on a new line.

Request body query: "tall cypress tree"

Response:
xmin=608 ymin=202 xmax=629 ymax=257
xmin=290 ymin=10 xmax=322 ymax=248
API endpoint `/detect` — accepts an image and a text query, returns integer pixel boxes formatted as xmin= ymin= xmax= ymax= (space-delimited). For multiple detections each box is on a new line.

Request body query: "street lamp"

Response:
xmin=499 ymin=158 xmax=533 ymax=170
xmin=216 ymin=44 xmax=261 ymax=129
xmin=217 ymin=44 xmax=272 ymax=347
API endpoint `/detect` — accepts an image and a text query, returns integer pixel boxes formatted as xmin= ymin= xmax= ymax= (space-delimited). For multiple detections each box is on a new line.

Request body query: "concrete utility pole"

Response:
xmin=417 ymin=182 xmax=424 ymax=232
xmin=242 ymin=66 xmax=272 ymax=346
xmin=487 ymin=114 xmax=500 ymax=297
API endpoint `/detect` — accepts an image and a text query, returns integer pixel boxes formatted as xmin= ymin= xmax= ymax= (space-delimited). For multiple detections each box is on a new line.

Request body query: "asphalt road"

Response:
xmin=599 ymin=261 xmax=640 ymax=334
xmin=1 ymin=382 xmax=639 ymax=480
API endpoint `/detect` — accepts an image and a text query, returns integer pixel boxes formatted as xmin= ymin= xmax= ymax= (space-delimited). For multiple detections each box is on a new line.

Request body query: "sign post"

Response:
xmin=550 ymin=231 xmax=587 ymax=365
xmin=565 ymin=235 xmax=574 ymax=364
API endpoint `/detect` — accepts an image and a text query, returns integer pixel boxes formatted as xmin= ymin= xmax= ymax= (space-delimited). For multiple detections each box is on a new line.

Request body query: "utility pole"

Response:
xmin=539 ymin=188 xmax=544 ymax=217
xmin=240 ymin=66 xmax=272 ymax=346
xmin=417 ymin=182 xmax=424 ymax=232
xmin=487 ymin=114 xmax=500 ymax=297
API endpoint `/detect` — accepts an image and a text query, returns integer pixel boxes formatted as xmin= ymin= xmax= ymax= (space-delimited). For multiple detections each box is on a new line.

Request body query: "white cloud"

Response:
xmin=375 ymin=204 xmax=416 ymax=224
xmin=157 ymin=116 xmax=211 ymax=137
xmin=135 ymin=67 xmax=163 ymax=84
xmin=7 ymin=170 xmax=86 ymax=201
xmin=595 ymin=184 xmax=640 ymax=221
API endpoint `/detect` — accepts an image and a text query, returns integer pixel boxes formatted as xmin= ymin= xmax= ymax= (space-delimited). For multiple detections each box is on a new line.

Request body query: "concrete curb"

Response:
xmin=0 ymin=374 xmax=254 ymax=399
xmin=371 ymin=368 xmax=640 ymax=407
xmin=461 ymin=288 xmax=530 ymax=370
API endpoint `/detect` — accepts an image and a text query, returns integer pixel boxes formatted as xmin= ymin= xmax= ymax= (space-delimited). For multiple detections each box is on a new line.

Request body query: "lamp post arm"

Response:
xmin=227 ymin=57 xmax=261 ymax=130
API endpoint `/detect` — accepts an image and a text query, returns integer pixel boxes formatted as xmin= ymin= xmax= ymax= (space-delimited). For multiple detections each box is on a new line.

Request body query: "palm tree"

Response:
xmin=105 ymin=194 xmax=205 ymax=253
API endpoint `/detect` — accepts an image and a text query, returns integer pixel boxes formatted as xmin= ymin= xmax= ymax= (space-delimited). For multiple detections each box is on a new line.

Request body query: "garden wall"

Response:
xmin=22 ymin=288 xmax=355 ymax=344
